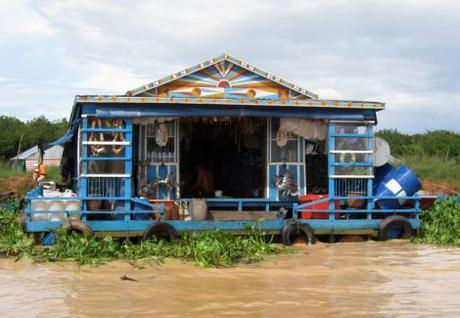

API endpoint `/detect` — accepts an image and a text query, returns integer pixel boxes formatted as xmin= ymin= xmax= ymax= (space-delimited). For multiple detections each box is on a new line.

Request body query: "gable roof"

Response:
xmin=10 ymin=145 xmax=63 ymax=161
xmin=126 ymin=53 xmax=319 ymax=99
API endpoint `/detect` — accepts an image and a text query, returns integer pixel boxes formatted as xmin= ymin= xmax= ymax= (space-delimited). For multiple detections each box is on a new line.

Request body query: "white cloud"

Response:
xmin=0 ymin=0 xmax=458 ymax=133
xmin=0 ymin=0 xmax=55 ymax=38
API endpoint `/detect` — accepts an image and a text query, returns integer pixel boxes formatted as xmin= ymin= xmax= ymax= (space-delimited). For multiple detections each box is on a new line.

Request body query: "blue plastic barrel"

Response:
xmin=374 ymin=163 xmax=395 ymax=185
xmin=42 ymin=232 xmax=56 ymax=246
xmin=374 ymin=165 xmax=422 ymax=209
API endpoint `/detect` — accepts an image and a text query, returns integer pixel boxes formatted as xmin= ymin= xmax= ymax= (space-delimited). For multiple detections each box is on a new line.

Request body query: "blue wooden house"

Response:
xmin=24 ymin=54 xmax=425 ymax=244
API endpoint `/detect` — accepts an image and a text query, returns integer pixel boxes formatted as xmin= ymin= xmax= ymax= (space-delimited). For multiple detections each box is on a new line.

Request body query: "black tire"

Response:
xmin=142 ymin=222 xmax=178 ymax=242
xmin=379 ymin=215 xmax=412 ymax=241
xmin=281 ymin=222 xmax=315 ymax=246
xmin=63 ymin=220 xmax=93 ymax=235
xmin=41 ymin=221 xmax=92 ymax=246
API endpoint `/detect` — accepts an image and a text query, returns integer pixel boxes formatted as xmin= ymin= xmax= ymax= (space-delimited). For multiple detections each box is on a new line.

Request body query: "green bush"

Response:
xmin=415 ymin=198 xmax=460 ymax=246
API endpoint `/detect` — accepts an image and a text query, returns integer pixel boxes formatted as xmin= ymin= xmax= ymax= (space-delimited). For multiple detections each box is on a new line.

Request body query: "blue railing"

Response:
xmin=295 ymin=195 xmax=431 ymax=217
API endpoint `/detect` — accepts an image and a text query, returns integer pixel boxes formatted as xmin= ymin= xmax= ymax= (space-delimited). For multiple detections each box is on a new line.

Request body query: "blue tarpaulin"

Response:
xmin=48 ymin=118 xmax=79 ymax=146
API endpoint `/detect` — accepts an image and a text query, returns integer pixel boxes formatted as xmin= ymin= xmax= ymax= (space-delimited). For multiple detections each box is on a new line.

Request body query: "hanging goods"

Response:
xmin=88 ymin=119 xmax=106 ymax=155
xmin=276 ymin=129 xmax=288 ymax=147
xmin=111 ymin=119 xmax=126 ymax=154
xmin=155 ymin=123 xmax=169 ymax=147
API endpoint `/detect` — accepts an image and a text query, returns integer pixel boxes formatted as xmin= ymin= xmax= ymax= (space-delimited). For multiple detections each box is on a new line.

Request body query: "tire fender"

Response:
xmin=282 ymin=222 xmax=315 ymax=246
xmin=41 ymin=221 xmax=92 ymax=246
xmin=142 ymin=222 xmax=178 ymax=242
xmin=62 ymin=220 xmax=93 ymax=235
xmin=379 ymin=215 xmax=412 ymax=240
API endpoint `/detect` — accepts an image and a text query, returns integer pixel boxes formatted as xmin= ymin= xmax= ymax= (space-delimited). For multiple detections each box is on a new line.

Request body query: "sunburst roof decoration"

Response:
xmin=126 ymin=53 xmax=319 ymax=99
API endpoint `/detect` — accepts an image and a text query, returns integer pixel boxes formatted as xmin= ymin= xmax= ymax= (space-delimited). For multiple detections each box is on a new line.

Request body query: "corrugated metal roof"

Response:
xmin=11 ymin=145 xmax=64 ymax=161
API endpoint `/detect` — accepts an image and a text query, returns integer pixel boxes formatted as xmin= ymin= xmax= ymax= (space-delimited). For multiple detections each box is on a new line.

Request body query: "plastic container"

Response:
xmin=48 ymin=201 xmax=66 ymax=221
xmin=346 ymin=191 xmax=367 ymax=208
xmin=31 ymin=200 xmax=49 ymax=221
xmin=299 ymin=194 xmax=340 ymax=219
xmin=191 ymin=199 xmax=208 ymax=220
xmin=374 ymin=163 xmax=395 ymax=185
xmin=66 ymin=200 xmax=82 ymax=220
xmin=132 ymin=198 xmax=151 ymax=220
xmin=374 ymin=165 xmax=422 ymax=209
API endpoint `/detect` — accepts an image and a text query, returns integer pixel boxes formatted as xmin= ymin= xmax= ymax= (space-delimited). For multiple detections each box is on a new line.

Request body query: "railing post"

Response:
xmin=367 ymin=124 xmax=374 ymax=220
xmin=328 ymin=121 xmax=336 ymax=220
xmin=81 ymin=116 xmax=88 ymax=221
xmin=124 ymin=118 xmax=133 ymax=221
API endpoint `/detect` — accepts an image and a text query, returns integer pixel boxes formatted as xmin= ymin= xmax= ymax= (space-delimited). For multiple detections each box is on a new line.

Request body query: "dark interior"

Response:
xmin=179 ymin=118 xmax=266 ymax=198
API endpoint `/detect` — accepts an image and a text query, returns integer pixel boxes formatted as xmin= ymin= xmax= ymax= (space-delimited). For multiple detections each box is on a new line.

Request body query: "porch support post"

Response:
xmin=328 ymin=121 xmax=336 ymax=220
xmin=124 ymin=118 xmax=133 ymax=221
xmin=367 ymin=124 xmax=375 ymax=219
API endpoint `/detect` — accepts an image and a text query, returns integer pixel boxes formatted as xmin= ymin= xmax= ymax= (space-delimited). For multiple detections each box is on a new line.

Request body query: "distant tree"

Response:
xmin=377 ymin=129 xmax=460 ymax=159
xmin=376 ymin=129 xmax=413 ymax=156
xmin=0 ymin=116 xmax=26 ymax=159
xmin=413 ymin=130 xmax=460 ymax=158
xmin=0 ymin=116 xmax=68 ymax=160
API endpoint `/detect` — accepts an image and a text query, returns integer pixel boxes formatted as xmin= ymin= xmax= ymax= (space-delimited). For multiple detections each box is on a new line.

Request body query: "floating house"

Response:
xmin=24 ymin=54 xmax=425 ymax=244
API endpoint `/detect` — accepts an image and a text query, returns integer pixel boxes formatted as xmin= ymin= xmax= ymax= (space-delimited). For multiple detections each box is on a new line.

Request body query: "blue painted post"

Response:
xmin=124 ymin=118 xmax=133 ymax=221
xmin=367 ymin=124 xmax=374 ymax=220
xmin=328 ymin=122 xmax=336 ymax=220
xmin=81 ymin=116 xmax=88 ymax=222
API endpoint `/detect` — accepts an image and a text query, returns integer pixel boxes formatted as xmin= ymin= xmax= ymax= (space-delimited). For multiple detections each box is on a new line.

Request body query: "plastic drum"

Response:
xmin=374 ymin=165 xmax=421 ymax=209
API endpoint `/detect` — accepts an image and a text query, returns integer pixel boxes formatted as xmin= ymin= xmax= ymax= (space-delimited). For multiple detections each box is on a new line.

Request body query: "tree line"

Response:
xmin=376 ymin=129 xmax=460 ymax=159
xmin=0 ymin=116 xmax=68 ymax=160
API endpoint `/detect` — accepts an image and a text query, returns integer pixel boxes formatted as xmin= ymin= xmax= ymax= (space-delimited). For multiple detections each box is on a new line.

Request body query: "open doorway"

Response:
xmin=179 ymin=118 xmax=266 ymax=198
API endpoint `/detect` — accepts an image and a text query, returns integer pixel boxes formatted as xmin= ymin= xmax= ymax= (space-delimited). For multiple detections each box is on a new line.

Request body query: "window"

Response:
xmin=144 ymin=121 xmax=176 ymax=163
xmin=270 ymin=119 xmax=299 ymax=163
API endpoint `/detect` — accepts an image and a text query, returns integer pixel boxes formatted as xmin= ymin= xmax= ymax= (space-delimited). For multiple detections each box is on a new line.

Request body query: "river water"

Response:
xmin=1 ymin=241 xmax=459 ymax=317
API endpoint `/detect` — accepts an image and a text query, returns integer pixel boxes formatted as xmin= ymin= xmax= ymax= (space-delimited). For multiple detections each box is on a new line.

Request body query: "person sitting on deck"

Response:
xmin=190 ymin=160 xmax=215 ymax=197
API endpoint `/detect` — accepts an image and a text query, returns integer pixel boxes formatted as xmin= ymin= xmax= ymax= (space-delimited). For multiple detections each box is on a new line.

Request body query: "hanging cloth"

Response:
xmin=279 ymin=118 xmax=327 ymax=140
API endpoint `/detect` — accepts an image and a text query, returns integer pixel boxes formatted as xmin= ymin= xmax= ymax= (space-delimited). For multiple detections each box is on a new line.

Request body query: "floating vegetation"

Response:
xmin=0 ymin=205 xmax=281 ymax=267
xmin=414 ymin=198 xmax=460 ymax=247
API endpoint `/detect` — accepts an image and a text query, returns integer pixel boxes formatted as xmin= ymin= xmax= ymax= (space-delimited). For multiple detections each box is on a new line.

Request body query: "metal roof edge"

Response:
xmin=74 ymin=95 xmax=385 ymax=110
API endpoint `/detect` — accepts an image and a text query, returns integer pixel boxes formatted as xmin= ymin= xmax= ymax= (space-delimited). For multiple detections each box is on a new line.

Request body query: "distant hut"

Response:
xmin=10 ymin=145 xmax=63 ymax=171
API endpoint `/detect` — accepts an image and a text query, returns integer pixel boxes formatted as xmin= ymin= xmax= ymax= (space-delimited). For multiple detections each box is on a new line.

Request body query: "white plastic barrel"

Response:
xmin=48 ymin=201 xmax=66 ymax=222
xmin=66 ymin=200 xmax=82 ymax=220
xmin=31 ymin=200 xmax=49 ymax=221
xmin=190 ymin=199 xmax=208 ymax=220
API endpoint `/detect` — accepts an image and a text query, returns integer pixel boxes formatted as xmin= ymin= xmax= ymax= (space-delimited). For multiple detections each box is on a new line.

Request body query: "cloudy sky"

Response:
xmin=0 ymin=0 xmax=458 ymax=133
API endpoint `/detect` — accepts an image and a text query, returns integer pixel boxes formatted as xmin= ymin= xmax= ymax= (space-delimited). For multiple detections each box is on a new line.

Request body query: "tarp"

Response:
xmin=85 ymin=104 xmax=376 ymax=121
xmin=48 ymin=118 xmax=79 ymax=146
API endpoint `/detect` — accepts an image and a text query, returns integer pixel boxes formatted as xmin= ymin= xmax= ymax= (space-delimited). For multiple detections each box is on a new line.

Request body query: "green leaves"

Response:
xmin=1 ymin=206 xmax=280 ymax=267
xmin=415 ymin=198 xmax=460 ymax=246
xmin=0 ymin=205 xmax=34 ymax=257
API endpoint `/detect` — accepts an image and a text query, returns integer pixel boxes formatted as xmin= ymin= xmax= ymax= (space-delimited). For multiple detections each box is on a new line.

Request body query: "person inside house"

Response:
xmin=190 ymin=158 xmax=215 ymax=197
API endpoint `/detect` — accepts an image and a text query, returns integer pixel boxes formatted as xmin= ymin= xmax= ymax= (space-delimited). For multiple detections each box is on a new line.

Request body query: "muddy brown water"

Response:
xmin=1 ymin=241 xmax=459 ymax=317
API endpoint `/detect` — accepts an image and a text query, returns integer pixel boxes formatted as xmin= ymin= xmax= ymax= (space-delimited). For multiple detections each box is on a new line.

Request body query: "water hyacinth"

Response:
xmin=0 ymin=205 xmax=280 ymax=267
xmin=414 ymin=198 xmax=460 ymax=246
